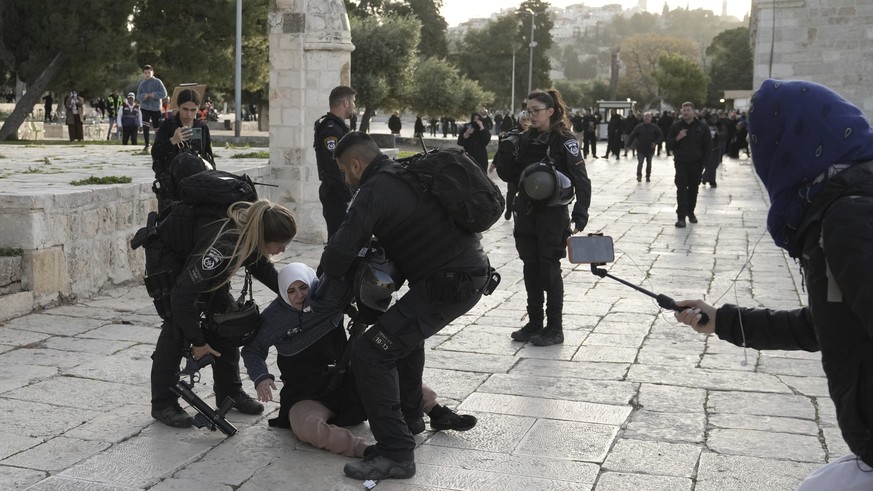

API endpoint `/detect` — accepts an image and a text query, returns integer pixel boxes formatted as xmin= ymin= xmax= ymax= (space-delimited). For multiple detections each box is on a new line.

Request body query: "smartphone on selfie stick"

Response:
xmin=567 ymin=234 xmax=709 ymax=324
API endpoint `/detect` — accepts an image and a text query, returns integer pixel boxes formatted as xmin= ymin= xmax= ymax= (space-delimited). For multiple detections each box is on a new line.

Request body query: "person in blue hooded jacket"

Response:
xmin=241 ymin=263 xmax=476 ymax=459
xmin=674 ymin=79 xmax=873 ymax=490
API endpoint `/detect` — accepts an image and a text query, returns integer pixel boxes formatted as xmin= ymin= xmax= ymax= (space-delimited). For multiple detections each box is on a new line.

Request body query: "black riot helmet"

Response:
xmin=518 ymin=161 xmax=574 ymax=206
xmin=353 ymin=245 xmax=400 ymax=312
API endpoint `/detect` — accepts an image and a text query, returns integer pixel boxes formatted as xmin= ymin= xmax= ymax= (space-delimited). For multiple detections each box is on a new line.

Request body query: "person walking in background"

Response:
xmin=657 ymin=110 xmax=674 ymax=156
xmin=666 ymin=102 xmax=712 ymax=228
xmin=702 ymin=112 xmax=725 ymax=187
xmin=388 ymin=111 xmax=402 ymax=135
xmin=105 ymin=90 xmax=122 ymax=141
xmin=582 ymin=109 xmax=599 ymax=159
xmin=621 ymin=111 xmax=638 ymax=157
xmin=414 ymin=115 xmax=425 ymax=138
xmin=64 ymin=90 xmax=85 ymax=141
xmin=42 ymin=92 xmax=53 ymax=123
xmin=136 ymin=64 xmax=168 ymax=152
xmin=118 ymin=92 xmax=142 ymax=146
xmin=606 ymin=110 xmax=623 ymax=160
xmin=627 ymin=112 xmax=663 ymax=182
xmin=457 ymin=112 xmax=492 ymax=173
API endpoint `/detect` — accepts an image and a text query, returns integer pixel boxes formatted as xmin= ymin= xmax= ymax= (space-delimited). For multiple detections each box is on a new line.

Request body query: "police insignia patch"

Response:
xmin=564 ymin=139 xmax=580 ymax=157
xmin=201 ymin=247 xmax=223 ymax=271
xmin=325 ymin=137 xmax=337 ymax=152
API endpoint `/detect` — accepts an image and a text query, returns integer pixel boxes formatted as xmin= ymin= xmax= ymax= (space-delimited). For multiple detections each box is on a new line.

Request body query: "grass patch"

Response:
xmin=0 ymin=247 xmax=23 ymax=256
xmin=230 ymin=150 xmax=269 ymax=159
xmin=224 ymin=142 xmax=251 ymax=150
xmin=70 ymin=175 xmax=132 ymax=185
xmin=22 ymin=166 xmax=44 ymax=174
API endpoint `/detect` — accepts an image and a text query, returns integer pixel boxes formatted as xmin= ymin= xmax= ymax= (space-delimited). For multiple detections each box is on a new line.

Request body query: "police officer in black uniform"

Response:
xmin=312 ymin=132 xmax=491 ymax=481
xmin=494 ymin=89 xmax=592 ymax=346
xmin=147 ymin=200 xmax=297 ymax=427
xmin=666 ymin=101 xmax=712 ymax=228
xmin=314 ymin=86 xmax=356 ymax=239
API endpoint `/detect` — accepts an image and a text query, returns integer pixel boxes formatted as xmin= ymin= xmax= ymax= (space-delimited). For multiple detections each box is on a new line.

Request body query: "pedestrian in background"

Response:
xmin=64 ymin=90 xmax=85 ymax=141
xmin=117 ymin=92 xmax=142 ymax=146
xmin=136 ymin=64 xmax=168 ymax=151
xmin=627 ymin=112 xmax=663 ymax=182
xmin=666 ymin=102 xmax=711 ymax=228
xmin=105 ymin=90 xmax=122 ymax=141
xmin=457 ymin=112 xmax=492 ymax=173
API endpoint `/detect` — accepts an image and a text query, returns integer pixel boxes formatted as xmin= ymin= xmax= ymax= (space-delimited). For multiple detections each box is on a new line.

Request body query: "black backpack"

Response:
xmin=390 ymin=148 xmax=505 ymax=233
xmin=177 ymin=169 xmax=258 ymax=210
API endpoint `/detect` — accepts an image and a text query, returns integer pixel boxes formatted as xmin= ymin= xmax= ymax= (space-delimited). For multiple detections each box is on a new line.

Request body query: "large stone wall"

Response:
xmin=0 ymin=164 xmax=270 ymax=321
xmin=750 ymin=0 xmax=873 ymax=113
xmin=268 ymin=0 xmax=353 ymax=244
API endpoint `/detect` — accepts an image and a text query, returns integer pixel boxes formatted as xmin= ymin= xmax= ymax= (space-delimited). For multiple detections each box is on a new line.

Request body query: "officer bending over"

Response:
xmin=312 ymin=132 xmax=491 ymax=480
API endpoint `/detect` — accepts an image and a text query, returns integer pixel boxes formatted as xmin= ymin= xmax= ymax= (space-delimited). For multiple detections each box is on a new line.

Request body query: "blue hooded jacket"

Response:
xmin=748 ymin=79 xmax=873 ymax=257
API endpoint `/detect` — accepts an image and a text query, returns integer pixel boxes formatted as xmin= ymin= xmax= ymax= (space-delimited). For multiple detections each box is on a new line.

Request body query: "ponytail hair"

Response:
xmin=206 ymin=199 xmax=297 ymax=289
xmin=527 ymin=89 xmax=571 ymax=134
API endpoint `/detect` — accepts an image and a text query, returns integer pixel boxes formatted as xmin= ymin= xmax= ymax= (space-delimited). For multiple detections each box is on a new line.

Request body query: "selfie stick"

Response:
xmin=590 ymin=263 xmax=709 ymax=325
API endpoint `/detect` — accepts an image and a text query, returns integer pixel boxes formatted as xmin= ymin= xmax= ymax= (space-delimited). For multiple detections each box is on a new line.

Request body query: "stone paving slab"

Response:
xmin=0 ymin=147 xmax=836 ymax=489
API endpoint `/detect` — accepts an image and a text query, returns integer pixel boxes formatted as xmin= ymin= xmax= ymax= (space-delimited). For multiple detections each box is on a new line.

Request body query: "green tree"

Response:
xmin=346 ymin=0 xmax=448 ymax=58
xmin=706 ymin=27 xmax=752 ymax=105
xmin=0 ymin=0 xmax=136 ymax=140
xmin=455 ymin=15 xmax=519 ymax=111
xmin=554 ymin=79 xmax=610 ymax=110
xmin=652 ymin=52 xmax=709 ymax=108
xmin=409 ymin=57 xmax=492 ymax=119
xmin=619 ymin=33 xmax=698 ymax=107
xmin=130 ymin=0 xmax=269 ymax=105
xmin=350 ymin=14 xmax=420 ymax=132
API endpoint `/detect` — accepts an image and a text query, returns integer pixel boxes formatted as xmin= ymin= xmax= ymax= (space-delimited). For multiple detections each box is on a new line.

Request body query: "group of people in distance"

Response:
xmin=140 ymin=77 xmax=873 ymax=488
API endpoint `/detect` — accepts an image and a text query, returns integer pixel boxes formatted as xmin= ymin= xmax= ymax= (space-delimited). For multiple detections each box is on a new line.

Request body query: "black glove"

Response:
xmin=573 ymin=216 xmax=588 ymax=232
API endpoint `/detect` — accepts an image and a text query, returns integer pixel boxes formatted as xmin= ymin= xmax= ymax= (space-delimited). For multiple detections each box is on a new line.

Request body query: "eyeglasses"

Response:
xmin=526 ymin=106 xmax=549 ymax=116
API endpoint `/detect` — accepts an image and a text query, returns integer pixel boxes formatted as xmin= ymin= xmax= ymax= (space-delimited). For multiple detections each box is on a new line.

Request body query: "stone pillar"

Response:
xmin=268 ymin=0 xmax=353 ymax=244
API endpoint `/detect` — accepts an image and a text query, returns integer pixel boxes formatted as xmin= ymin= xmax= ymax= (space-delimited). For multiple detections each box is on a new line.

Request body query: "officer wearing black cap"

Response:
xmin=311 ymin=131 xmax=491 ymax=481
xmin=494 ymin=89 xmax=592 ymax=346
xmin=314 ymin=86 xmax=356 ymax=239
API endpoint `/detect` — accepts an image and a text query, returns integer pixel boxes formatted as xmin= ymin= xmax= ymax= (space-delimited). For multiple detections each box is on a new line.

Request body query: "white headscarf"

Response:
xmin=278 ymin=263 xmax=317 ymax=307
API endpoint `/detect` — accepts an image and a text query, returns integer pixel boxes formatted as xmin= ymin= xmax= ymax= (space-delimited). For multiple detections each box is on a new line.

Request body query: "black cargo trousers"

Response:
xmin=351 ymin=280 xmax=483 ymax=463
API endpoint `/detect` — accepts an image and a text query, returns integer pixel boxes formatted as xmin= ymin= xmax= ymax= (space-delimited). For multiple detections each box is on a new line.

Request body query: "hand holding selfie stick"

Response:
xmin=569 ymin=234 xmax=709 ymax=325
xmin=588 ymin=263 xmax=709 ymax=325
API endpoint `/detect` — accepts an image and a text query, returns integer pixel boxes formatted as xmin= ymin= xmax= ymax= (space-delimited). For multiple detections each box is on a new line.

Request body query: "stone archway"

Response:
xmin=268 ymin=0 xmax=353 ymax=244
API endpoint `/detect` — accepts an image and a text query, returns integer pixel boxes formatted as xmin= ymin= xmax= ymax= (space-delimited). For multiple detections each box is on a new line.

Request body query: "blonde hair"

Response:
xmin=206 ymin=199 xmax=297 ymax=289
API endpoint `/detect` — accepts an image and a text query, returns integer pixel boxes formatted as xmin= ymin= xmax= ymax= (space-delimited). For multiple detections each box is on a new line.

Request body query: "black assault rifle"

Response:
xmin=172 ymin=351 xmax=238 ymax=436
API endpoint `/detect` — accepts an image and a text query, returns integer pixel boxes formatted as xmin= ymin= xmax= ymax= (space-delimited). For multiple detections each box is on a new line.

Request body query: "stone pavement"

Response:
xmin=0 ymin=145 xmax=832 ymax=491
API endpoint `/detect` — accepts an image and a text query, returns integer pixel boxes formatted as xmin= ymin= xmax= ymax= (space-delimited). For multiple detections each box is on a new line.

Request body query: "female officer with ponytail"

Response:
xmin=149 ymin=199 xmax=297 ymax=428
xmin=493 ymin=89 xmax=592 ymax=346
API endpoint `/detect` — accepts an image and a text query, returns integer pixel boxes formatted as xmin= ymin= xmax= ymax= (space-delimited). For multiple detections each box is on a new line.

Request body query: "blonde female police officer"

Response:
xmin=149 ymin=199 xmax=296 ymax=428
xmin=494 ymin=89 xmax=592 ymax=346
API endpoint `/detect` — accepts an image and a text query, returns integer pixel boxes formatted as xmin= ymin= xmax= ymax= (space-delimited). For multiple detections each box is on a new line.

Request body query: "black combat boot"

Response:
xmin=510 ymin=321 xmax=542 ymax=342
xmin=530 ymin=313 xmax=564 ymax=346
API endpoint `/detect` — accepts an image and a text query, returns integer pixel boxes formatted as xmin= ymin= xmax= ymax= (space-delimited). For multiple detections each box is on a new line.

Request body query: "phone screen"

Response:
xmin=567 ymin=235 xmax=615 ymax=264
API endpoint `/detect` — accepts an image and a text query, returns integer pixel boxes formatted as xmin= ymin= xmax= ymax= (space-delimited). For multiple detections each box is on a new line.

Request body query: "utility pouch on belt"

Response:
xmin=204 ymin=269 xmax=261 ymax=346
xmin=426 ymin=266 xmax=502 ymax=303
xmin=144 ymin=270 xmax=175 ymax=320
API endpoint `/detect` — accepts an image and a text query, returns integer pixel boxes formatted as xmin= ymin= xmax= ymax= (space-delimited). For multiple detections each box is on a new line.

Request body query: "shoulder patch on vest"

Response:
xmin=324 ymin=136 xmax=338 ymax=152
xmin=564 ymin=139 xmax=580 ymax=157
xmin=201 ymin=247 xmax=223 ymax=271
